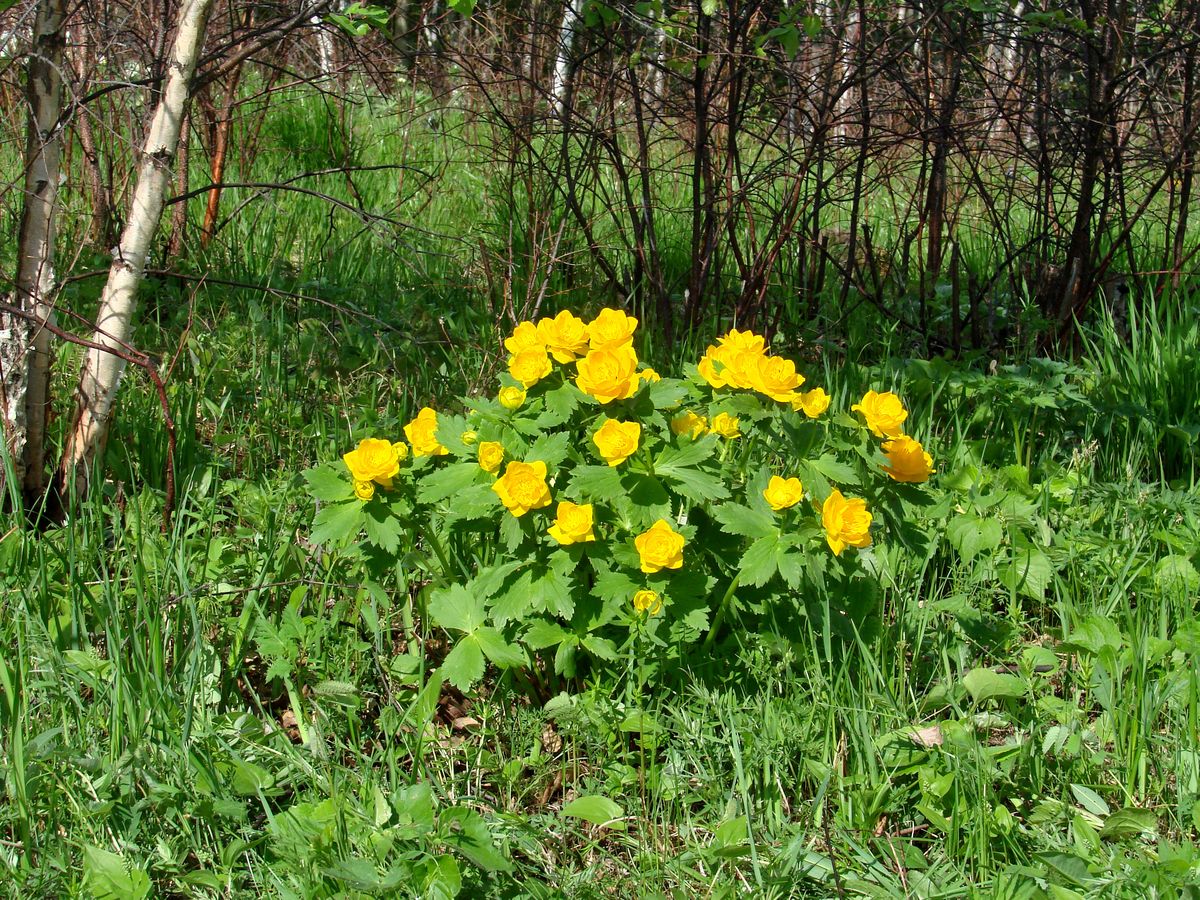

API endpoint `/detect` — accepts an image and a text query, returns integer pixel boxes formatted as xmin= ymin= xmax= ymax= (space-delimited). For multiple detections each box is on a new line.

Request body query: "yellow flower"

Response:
xmin=576 ymin=345 xmax=640 ymax=404
xmin=593 ymin=418 xmax=641 ymax=466
xmin=632 ymin=589 xmax=662 ymax=615
xmin=792 ymin=387 xmax=831 ymax=418
xmin=698 ymin=343 xmax=763 ymax=390
xmin=710 ymin=412 xmax=741 ymax=439
xmin=750 ymin=354 xmax=805 ymax=403
xmin=393 ymin=441 xmax=410 ymax=461
xmin=670 ymin=410 xmax=708 ymax=438
xmin=536 ymin=310 xmax=591 ymax=363
xmin=461 ymin=430 xmax=478 ymax=445
xmin=504 ymin=321 xmax=544 ymax=355
xmin=634 ymin=519 xmax=685 ymax=573
xmin=638 ymin=367 xmax=662 ymax=384
xmin=508 ymin=348 xmax=553 ymax=388
xmin=403 ymin=407 xmax=449 ymax=457
xmin=852 ymin=390 xmax=908 ymax=438
xmin=822 ymin=489 xmax=872 ymax=555
xmin=492 ymin=460 xmax=552 ymax=517
xmin=478 ymin=441 xmax=505 ymax=474
xmin=547 ymin=501 xmax=596 ymax=545
xmin=498 ymin=386 xmax=527 ymax=410
xmin=354 ymin=479 xmax=375 ymax=501
xmin=343 ymin=437 xmax=401 ymax=488
xmin=587 ymin=307 xmax=638 ymax=351
xmin=882 ymin=435 xmax=934 ymax=483
xmin=763 ymin=475 xmax=804 ymax=511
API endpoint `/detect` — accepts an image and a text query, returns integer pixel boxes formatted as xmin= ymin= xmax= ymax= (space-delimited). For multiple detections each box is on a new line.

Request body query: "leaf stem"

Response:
xmin=704 ymin=573 xmax=742 ymax=649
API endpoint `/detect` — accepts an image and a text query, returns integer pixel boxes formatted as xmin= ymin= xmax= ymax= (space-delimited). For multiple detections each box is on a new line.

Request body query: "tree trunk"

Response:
xmin=551 ymin=0 xmax=581 ymax=116
xmin=1 ymin=0 xmax=67 ymax=506
xmin=59 ymin=0 xmax=215 ymax=496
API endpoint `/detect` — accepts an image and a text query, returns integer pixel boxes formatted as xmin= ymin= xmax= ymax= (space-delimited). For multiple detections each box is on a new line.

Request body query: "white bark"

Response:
xmin=311 ymin=15 xmax=336 ymax=78
xmin=61 ymin=0 xmax=215 ymax=492
xmin=2 ymin=0 xmax=66 ymax=502
xmin=551 ymin=0 xmax=581 ymax=116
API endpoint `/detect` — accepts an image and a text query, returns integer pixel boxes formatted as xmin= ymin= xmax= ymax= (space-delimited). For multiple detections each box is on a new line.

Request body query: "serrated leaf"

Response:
xmin=417 ymin=463 xmax=482 ymax=505
xmin=536 ymin=383 xmax=580 ymax=427
xmin=656 ymin=436 xmax=717 ymax=469
xmin=713 ymin=503 xmax=775 ymax=538
xmin=740 ymin=534 xmax=780 ymax=587
xmin=561 ymin=795 xmax=625 ymax=829
xmin=569 ymin=465 xmax=624 ymax=500
xmin=429 ymin=584 xmax=485 ymax=633
xmin=362 ymin=504 xmax=404 ymax=553
xmin=582 ymin=635 xmax=617 ymax=660
xmin=440 ymin=639 xmax=485 ymax=690
xmin=524 ymin=620 xmax=571 ymax=650
xmin=443 ymin=483 xmax=499 ymax=522
xmin=303 ymin=466 xmax=353 ymax=502
xmin=474 ymin=628 xmax=527 ymax=668
xmin=649 ymin=379 xmax=688 ymax=409
xmin=526 ymin=431 xmax=571 ymax=468
xmin=962 ymin=667 xmax=1026 ymax=702
xmin=1154 ymin=555 xmax=1199 ymax=593
xmin=658 ymin=464 xmax=730 ymax=504
xmin=812 ymin=453 xmax=860 ymax=485
xmin=310 ymin=501 xmax=365 ymax=546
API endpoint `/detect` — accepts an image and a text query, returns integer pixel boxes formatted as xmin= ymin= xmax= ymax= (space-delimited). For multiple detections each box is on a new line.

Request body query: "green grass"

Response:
xmin=2 ymin=86 xmax=1199 ymax=897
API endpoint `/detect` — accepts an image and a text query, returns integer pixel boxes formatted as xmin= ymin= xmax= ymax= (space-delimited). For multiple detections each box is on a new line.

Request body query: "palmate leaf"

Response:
xmin=362 ymin=503 xmax=403 ymax=553
xmin=429 ymin=584 xmax=485 ymax=633
xmin=658 ymin=464 xmax=730 ymax=504
xmin=536 ymin=382 xmax=580 ymax=428
xmin=303 ymin=465 xmax=353 ymax=502
xmin=656 ymin=435 xmax=718 ymax=469
xmin=526 ymin=431 xmax=572 ymax=468
xmin=310 ymin=500 xmax=365 ymax=546
xmin=739 ymin=533 xmax=781 ymax=587
xmin=569 ymin=465 xmax=624 ymax=501
xmin=712 ymin=503 xmax=776 ymax=538
xmin=417 ymin=462 xmax=482 ymax=505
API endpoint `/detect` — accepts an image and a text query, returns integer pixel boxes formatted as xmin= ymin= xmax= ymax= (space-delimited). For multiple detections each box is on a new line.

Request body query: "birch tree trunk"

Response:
xmin=551 ymin=0 xmax=581 ymax=116
xmin=1 ymin=0 xmax=66 ymax=504
xmin=59 ymin=0 xmax=215 ymax=495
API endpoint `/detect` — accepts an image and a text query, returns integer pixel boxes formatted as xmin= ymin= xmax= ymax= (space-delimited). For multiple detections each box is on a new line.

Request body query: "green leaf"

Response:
xmin=712 ymin=503 xmax=775 ymax=538
xmin=417 ymin=463 xmax=482 ymax=505
xmin=523 ymin=619 xmax=571 ymax=650
xmin=1002 ymin=547 xmax=1053 ymax=599
xmin=440 ymin=639 xmax=484 ymax=691
xmin=1154 ymin=555 xmax=1200 ymax=593
xmin=582 ymin=635 xmax=618 ymax=660
xmin=429 ymin=585 xmax=485 ymax=633
xmin=1100 ymin=807 xmax=1158 ymax=839
xmin=946 ymin=514 xmax=1003 ymax=562
xmin=656 ymin=436 xmax=717 ymax=470
xmin=526 ymin=431 xmax=571 ymax=468
xmin=474 ymin=628 xmax=527 ymax=669
xmin=560 ymin=795 xmax=626 ymax=829
xmin=962 ymin=668 xmax=1026 ymax=702
xmin=536 ymin=383 xmax=580 ymax=427
xmin=658 ymin=464 xmax=730 ymax=504
xmin=739 ymin=534 xmax=780 ymax=587
xmin=569 ymin=465 xmax=624 ymax=501
xmin=310 ymin=500 xmax=364 ymax=546
xmin=1035 ymin=851 xmax=1095 ymax=887
xmin=649 ymin=379 xmax=688 ymax=410
xmin=423 ymin=854 xmax=463 ymax=900
xmin=362 ymin=503 xmax=403 ymax=553
xmin=440 ymin=807 xmax=511 ymax=871
xmin=811 ymin=453 xmax=860 ymax=485
xmin=1070 ymin=784 xmax=1111 ymax=817
xmin=303 ymin=465 xmax=352 ymax=502
xmin=84 ymin=846 xmax=151 ymax=900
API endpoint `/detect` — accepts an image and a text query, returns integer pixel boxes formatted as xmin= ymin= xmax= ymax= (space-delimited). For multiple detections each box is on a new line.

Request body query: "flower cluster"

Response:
xmin=852 ymin=390 xmax=935 ymax=483
xmin=325 ymin=307 xmax=935 ymax=678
